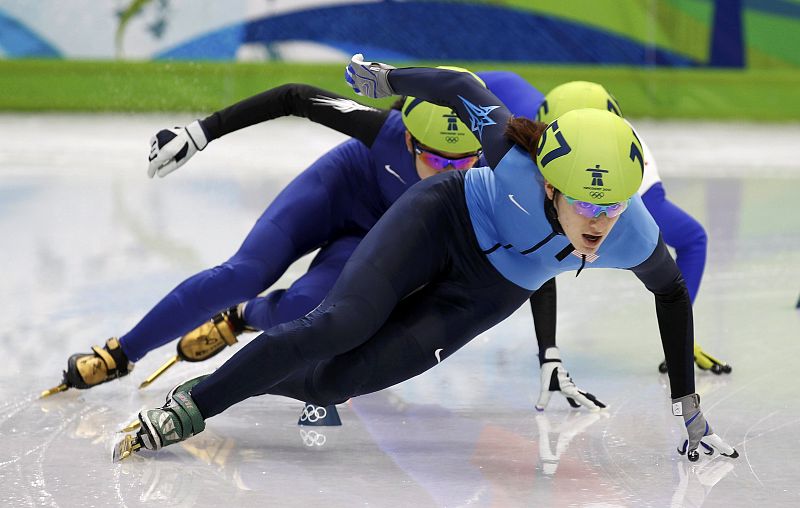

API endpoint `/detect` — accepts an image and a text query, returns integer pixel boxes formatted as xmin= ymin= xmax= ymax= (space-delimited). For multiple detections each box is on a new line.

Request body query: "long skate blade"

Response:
xmin=112 ymin=434 xmax=142 ymax=462
xmin=139 ymin=355 xmax=180 ymax=389
xmin=119 ymin=419 xmax=141 ymax=433
xmin=40 ymin=383 xmax=69 ymax=398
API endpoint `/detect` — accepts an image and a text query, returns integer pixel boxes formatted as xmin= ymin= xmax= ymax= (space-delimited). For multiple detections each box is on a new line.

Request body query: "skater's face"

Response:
xmin=545 ymin=181 xmax=621 ymax=255
xmin=405 ymin=131 xmax=481 ymax=179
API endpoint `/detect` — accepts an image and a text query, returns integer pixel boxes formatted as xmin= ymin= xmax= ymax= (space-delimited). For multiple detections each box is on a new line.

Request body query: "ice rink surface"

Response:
xmin=1 ymin=114 xmax=798 ymax=507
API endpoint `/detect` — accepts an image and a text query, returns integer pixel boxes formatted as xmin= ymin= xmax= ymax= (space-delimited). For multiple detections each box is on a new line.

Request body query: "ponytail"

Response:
xmin=504 ymin=117 xmax=548 ymax=165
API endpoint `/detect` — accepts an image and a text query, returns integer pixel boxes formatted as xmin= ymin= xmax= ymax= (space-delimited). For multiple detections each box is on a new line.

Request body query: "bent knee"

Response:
xmin=307 ymin=353 xmax=369 ymax=405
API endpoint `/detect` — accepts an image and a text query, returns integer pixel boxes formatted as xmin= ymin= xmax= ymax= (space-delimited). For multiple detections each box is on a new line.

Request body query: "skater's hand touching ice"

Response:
xmin=345 ymin=54 xmax=396 ymax=99
xmin=535 ymin=347 xmax=606 ymax=411
xmin=147 ymin=120 xmax=208 ymax=178
xmin=672 ymin=393 xmax=738 ymax=461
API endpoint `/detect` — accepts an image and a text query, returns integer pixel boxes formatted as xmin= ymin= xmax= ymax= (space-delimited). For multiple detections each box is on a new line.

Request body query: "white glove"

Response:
xmin=344 ymin=53 xmax=396 ymax=99
xmin=535 ymin=347 xmax=606 ymax=411
xmin=672 ymin=393 xmax=738 ymax=462
xmin=147 ymin=120 xmax=208 ymax=178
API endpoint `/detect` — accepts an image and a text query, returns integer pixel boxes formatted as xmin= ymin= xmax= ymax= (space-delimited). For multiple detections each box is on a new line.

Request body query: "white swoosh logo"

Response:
xmin=434 ymin=348 xmax=443 ymax=363
xmin=310 ymin=96 xmax=378 ymax=113
xmin=384 ymin=165 xmax=407 ymax=184
xmin=508 ymin=194 xmax=530 ymax=215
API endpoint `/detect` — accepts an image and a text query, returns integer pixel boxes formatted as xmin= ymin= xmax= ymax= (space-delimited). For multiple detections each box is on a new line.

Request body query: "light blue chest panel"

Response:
xmin=464 ymin=147 xmax=660 ymax=290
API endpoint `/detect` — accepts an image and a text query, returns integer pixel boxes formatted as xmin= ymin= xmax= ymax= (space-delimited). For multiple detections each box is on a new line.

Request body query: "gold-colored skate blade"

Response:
xmin=119 ymin=419 xmax=141 ymax=433
xmin=112 ymin=433 xmax=143 ymax=462
xmin=139 ymin=355 xmax=180 ymax=389
xmin=40 ymin=383 xmax=69 ymax=398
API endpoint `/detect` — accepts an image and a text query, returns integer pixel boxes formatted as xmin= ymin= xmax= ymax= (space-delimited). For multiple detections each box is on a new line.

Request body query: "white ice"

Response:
xmin=1 ymin=114 xmax=799 ymax=507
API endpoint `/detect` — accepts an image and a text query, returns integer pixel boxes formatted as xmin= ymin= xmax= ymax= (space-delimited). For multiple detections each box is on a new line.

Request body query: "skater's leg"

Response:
xmin=268 ymin=263 xmax=532 ymax=405
xmin=641 ymin=183 xmax=707 ymax=304
xmin=243 ymin=236 xmax=362 ymax=331
xmin=119 ymin=163 xmax=344 ymax=362
xmin=240 ymin=236 xmax=361 ymax=425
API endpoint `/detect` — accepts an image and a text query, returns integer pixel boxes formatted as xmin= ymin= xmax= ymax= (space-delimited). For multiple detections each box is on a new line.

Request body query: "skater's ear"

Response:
xmin=544 ymin=180 xmax=556 ymax=201
xmin=404 ymin=130 xmax=413 ymax=153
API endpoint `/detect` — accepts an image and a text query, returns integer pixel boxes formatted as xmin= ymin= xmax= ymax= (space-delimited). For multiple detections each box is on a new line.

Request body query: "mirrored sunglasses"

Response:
xmin=412 ymin=139 xmax=481 ymax=171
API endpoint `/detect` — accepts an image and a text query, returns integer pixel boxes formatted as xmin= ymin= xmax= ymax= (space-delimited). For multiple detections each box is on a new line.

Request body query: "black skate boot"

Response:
xmin=41 ymin=337 xmax=133 ymax=397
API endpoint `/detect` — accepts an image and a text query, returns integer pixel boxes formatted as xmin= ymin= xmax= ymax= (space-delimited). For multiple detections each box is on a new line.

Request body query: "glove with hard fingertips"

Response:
xmin=672 ymin=393 xmax=738 ymax=461
xmin=147 ymin=120 xmax=208 ymax=178
xmin=535 ymin=347 xmax=606 ymax=412
xmin=345 ymin=53 xmax=396 ymax=99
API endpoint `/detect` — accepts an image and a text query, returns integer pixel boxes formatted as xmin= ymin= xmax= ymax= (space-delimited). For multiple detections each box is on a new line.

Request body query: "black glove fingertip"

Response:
xmin=580 ymin=391 xmax=606 ymax=408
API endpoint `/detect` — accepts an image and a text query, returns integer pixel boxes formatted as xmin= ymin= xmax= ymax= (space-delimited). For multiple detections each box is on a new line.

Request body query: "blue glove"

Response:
xmin=345 ymin=53 xmax=396 ymax=99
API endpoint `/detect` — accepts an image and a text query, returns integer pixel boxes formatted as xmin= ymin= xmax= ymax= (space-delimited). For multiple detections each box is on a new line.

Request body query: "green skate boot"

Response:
xmin=113 ymin=376 xmax=207 ymax=462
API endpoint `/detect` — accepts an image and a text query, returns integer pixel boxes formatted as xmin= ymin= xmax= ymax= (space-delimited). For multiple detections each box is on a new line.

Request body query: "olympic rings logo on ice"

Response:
xmin=299 ymin=429 xmax=327 ymax=447
xmin=299 ymin=404 xmax=328 ymax=423
xmin=589 ymin=191 xmax=605 ymax=199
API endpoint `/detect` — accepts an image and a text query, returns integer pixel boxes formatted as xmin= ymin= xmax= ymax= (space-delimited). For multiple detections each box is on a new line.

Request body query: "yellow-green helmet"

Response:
xmin=537 ymin=81 xmax=623 ymax=125
xmin=401 ymin=66 xmax=484 ymax=154
xmin=537 ymin=108 xmax=643 ymax=204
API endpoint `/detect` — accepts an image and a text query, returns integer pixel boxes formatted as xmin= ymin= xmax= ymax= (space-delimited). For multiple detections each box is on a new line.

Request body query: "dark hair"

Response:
xmin=504 ymin=116 xmax=548 ymax=165
xmin=391 ymin=96 xmax=405 ymax=111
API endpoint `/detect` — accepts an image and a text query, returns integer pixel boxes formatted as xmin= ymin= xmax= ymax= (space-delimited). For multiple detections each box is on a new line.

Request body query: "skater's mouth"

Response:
xmin=579 ymin=233 xmax=605 ymax=251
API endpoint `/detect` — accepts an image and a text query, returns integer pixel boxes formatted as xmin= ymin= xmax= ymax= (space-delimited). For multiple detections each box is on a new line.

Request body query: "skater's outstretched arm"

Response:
xmin=148 ymin=84 xmax=391 ymax=177
xmin=199 ymin=84 xmax=391 ymax=146
xmin=631 ymin=237 xmax=739 ymax=461
xmin=629 ymin=236 xmax=694 ymax=398
xmin=346 ymin=55 xmax=515 ymax=168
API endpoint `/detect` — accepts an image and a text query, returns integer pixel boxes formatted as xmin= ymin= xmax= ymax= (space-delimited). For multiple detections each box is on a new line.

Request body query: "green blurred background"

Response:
xmin=1 ymin=0 xmax=799 ymax=120
xmin=2 ymin=59 xmax=799 ymax=120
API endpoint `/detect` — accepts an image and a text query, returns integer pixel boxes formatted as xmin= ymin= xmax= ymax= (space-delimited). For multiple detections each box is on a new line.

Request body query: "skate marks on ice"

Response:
xmin=0 ymin=393 xmax=117 ymax=507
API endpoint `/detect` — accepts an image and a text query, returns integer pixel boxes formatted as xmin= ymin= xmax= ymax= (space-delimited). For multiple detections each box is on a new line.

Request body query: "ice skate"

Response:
xmin=41 ymin=338 xmax=133 ymax=397
xmin=658 ymin=343 xmax=731 ymax=375
xmin=121 ymin=374 xmax=210 ymax=433
xmin=113 ymin=376 xmax=207 ymax=462
xmin=692 ymin=344 xmax=732 ymax=374
xmin=139 ymin=306 xmax=253 ymax=389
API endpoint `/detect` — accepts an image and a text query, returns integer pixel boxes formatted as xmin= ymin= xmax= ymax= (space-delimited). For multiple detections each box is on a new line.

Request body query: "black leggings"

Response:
xmin=191 ymin=171 xmax=533 ymax=418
